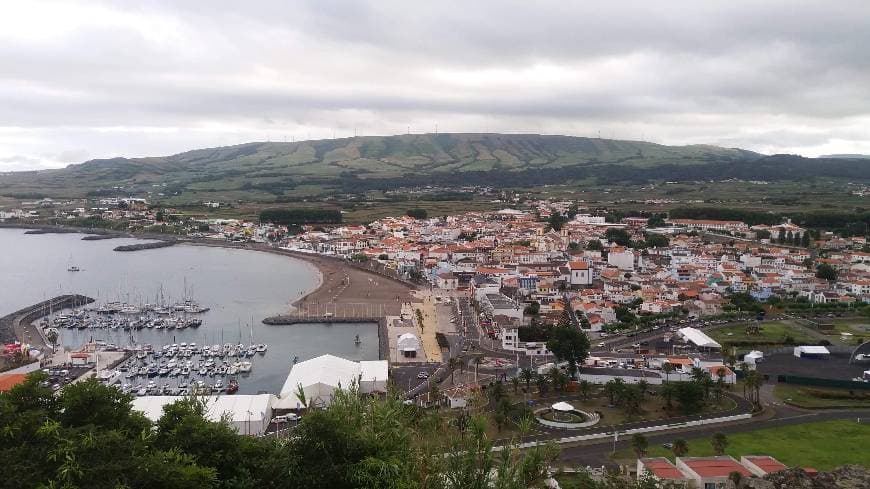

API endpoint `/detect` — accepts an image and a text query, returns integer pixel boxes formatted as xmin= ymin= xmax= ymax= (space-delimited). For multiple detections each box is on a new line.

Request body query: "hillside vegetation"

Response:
xmin=1 ymin=133 xmax=868 ymax=202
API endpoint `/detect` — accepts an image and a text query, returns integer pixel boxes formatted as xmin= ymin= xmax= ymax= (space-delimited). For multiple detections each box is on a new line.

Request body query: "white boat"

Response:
xmin=67 ymin=266 xmax=81 ymax=272
xmin=237 ymin=361 xmax=252 ymax=373
xmin=256 ymin=344 xmax=267 ymax=353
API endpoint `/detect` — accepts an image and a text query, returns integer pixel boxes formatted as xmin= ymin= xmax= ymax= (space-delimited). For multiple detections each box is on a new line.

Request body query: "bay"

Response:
xmin=0 ymin=228 xmax=379 ymax=394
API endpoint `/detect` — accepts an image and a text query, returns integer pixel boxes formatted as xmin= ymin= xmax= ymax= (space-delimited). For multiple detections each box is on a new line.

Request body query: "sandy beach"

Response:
xmin=183 ymin=240 xmax=415 ymax=317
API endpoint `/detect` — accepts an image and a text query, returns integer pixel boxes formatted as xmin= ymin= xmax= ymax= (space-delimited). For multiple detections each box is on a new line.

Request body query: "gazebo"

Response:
xmin=551 ymin=401 xmax=575 ymax=421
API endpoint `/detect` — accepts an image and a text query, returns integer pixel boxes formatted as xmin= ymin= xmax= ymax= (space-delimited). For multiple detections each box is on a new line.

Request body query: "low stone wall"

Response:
xmin=534 ymin=408 xmax=601 ymax=429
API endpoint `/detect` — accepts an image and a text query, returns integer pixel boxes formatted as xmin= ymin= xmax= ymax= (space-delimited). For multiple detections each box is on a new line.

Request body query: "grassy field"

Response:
xmin=612 ymin=420 xmax=870 ymax=470
xmin=709 ymin=321 xmax=817 ymax=346
xmin=774 ymin=384 xmax=870 ymax=409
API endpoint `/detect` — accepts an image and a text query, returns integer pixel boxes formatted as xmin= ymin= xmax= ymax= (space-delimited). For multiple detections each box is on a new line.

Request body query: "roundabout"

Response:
xmin=534 ymin=401 xmax=601 ymax=429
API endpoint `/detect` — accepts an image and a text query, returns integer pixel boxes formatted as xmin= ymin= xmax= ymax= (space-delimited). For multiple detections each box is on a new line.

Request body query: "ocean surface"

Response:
xmin=0 ymin=228 xmax=379 ymax=394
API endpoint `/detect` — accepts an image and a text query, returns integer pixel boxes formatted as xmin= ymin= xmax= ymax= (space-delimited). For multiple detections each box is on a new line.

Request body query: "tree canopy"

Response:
xmin=546 ymin=325 xmax=591 ymax=377
xmin=0 ymin=373 xmax=561 ymax=489
xmin=605 ymin=228 xmax=632 ymax=246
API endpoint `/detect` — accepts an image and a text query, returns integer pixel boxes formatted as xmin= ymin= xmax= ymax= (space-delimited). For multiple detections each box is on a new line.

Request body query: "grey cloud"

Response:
xmin=1 ymin=0 xmax=869 ymax=170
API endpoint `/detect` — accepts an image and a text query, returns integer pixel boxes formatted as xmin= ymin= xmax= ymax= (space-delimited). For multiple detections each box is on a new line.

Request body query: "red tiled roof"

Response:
xmin=745 ymin=456 xmax=787 ymax=474
xmin=0 ymin=374 xmax=27 ymax=392
xmin=642 ymin=459 xmax=685 ymax=480
xmin=683 ymin=458 xmax=751 ymax=478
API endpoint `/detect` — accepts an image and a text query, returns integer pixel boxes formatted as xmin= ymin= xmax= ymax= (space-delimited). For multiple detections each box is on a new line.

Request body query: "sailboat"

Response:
xmin=67 ymin=255 xmax=81 ymax=272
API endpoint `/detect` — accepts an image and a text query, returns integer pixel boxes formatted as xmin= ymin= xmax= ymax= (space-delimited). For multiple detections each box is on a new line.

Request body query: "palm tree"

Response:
xmin=489 ymin=380 xmax=505 ymax=403
xmin=294 ymin=383 xmax=309 ymax=413
xmin=579 ymin=380 xmax=592 ymax=400
xmin=711 ymin=432 xmax=729 ymax=455
xmin=510 ymin=376 xmax=520 ymax=393
xmin=548 ymin=367 xmax=562 ymax=392
xmin=604 ymin=380 xmax=618 ymax=406
xmin=637 ymin=379 xmax=649 ymax=401
xmin=535 ymin=373 xmax=548 ymax=398
xmin=662 ymin=362 xmax=674 ymax=383
xmin=428 ymin=381 xmax=441 ymax=407
xmin=520 ymin=368 xmax=534 ymax=391
xmin=672 ymin=438 xmax=689 ymax=457
xmin=631 ymin=433 xmax=648 ymax=458
xmin=448 ymin=357 xmax=460 ymax=384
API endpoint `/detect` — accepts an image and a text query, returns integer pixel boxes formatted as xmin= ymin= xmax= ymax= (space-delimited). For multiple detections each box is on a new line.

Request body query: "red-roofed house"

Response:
xmin=740 ymin=456 xmax=787 ymax=477
xmin=676 ymin=456 xmax=751 ymax=488
xmin=637 ymin=458 xmax=689 ymax=486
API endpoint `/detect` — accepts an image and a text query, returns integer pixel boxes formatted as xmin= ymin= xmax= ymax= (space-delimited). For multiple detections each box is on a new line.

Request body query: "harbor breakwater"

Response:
xmin=0 ymin=294 xmax=95 ymax=345
xmin=113 ymin=240 xmax=177 ymax=252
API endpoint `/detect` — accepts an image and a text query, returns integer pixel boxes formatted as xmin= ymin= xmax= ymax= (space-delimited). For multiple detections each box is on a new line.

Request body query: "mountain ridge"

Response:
xmin=1 ymin=133 xmax=867 ymax=201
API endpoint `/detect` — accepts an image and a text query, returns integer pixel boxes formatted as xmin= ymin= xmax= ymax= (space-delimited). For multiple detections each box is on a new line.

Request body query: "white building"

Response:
xmin=397 ymin=332 xmax=421 ymax=358
xmin=132 ymin=394 xmax=273 ymax=436
xmin=677 ymin=327 xmax=722 ymax=350
xmin=567 ymin=261 xmax=592 ymax=286
xmin=275 ymin=354 xmax=388 ymax=409
xmin=607 ymin=248 xmax=636 ymax=270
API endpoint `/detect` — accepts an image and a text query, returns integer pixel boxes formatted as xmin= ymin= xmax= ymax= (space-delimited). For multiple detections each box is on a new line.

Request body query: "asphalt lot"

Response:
xmin=392 ymin=362 xmax=440 ymax=393
xmin=758 ymin=351 xmax=868 ymax=380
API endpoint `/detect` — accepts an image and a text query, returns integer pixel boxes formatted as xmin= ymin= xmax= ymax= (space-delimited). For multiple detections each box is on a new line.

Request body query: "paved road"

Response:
xmin=557 ymin=406 xmax=870 ymax=467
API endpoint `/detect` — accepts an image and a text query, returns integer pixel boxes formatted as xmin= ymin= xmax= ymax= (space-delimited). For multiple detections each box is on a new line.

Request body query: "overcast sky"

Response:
xmin=2 ymin=0 xmax=869 ymax=170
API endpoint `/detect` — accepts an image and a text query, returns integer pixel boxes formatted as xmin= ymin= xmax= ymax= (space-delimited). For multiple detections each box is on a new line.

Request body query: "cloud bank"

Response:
xmin=1 ymin=0 xmax=869 ymax=169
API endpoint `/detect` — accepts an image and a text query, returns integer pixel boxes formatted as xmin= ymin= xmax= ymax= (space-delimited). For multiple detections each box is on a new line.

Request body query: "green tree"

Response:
xmin=631 ymin=433 xmax=648 ymax=458
xmin=674 ymin=381 xmax=705 ymax=414
xmin=547 ymin=211 xmax=568 ymax=231
xmin=406 ymin=208 xmax=428 ymax=219
xmin=672 ymin=438 xmax=689 ymax=457
xmin=647 ymin=215 xmax=667 ymax=228
xmin=586 ymin=239 xmax=604 ymax=251
xmin=605 ymin=228 xmax=631 ymax=246
xmin=662 ymin=362 xmax=675 ymax=383
xmin=816 ymin=263 xmax=838 ymax=281
xmin=711 ymin=432 xmax=729 ymax=456
xmin=520 ymin=368 xmax=534 ymax=391
xmin=644 ymin=233 xmax=669 ymax=248
xmin=546 ymin=325 xmax=591 ymax=377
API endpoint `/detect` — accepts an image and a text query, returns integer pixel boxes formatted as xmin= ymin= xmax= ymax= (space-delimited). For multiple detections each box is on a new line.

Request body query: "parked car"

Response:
xmin=417 ymin=371 xmax=430 ymax=379
xmin=274 ymin=413 xmax=300 ymax=423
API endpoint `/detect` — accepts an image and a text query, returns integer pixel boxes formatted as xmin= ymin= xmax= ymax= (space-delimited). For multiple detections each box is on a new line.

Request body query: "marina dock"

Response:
xmin=0 ymin=294 xmax=95 ymax=347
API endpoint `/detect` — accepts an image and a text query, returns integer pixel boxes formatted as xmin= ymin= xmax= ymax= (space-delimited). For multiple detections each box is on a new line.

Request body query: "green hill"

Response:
xmin=2 ymin=133 xmax=867 ymax=203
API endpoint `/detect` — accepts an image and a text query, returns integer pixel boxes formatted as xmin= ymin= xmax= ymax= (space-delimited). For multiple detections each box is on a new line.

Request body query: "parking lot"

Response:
xmin=758 ymin=351 xmax=867 ymax=381
xmin=39 ymin=366 xmax=92 ymax=391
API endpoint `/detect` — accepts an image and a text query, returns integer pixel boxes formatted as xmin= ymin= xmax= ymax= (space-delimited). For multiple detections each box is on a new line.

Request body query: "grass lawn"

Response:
xmin=710 ymin=321 xmax=817 ymax=346
xmin=612 ymin=420 xmax=870 ymax=470
xmin=774 ymin=384 xmax=870 ymax=409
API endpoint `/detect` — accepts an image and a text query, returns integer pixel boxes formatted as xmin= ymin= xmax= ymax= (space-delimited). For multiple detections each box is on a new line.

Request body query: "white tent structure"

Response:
xmin=793 ymin=345 xmax=830 ymax=358
xmin=397 ymin=333 xmax=421 ymax=358
xmin=275 ymin=354 xmax=388 ymax=410
xmin=551 ymin=401 xmax=575 ymax=412
xmin=744 ymin=350 xmax=764 ymax=366
xmin=132 ymin=394 xmax=273 ymax=436
xmin=677 ymin=327 xmax=721 ymax=349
